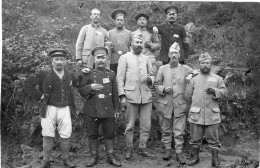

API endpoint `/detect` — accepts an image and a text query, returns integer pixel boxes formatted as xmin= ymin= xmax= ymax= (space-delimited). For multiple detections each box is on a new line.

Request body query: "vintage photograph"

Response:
xmin=1 ymin=0 xmax=260 ymax=167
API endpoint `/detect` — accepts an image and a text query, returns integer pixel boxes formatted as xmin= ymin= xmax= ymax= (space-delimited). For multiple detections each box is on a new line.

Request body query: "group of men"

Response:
xmin=24 ymin=5 xmax=227 ymax=168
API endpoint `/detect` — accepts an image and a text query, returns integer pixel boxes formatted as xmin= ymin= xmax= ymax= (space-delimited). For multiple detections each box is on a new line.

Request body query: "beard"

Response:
xmin=132 ymin=46 xmax=142 ymax=55
xmin=200 ymin=67 xmax=211 ymax=74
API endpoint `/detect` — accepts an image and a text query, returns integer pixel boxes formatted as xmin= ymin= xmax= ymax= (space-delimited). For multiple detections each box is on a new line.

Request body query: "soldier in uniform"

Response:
xmin=154 ymin=43 xmax=198 ymax=163
xmin=24 ymin=49 xmax=77 ymax=168
xmin=78 ymin=47 xmax=122 ymax=167
xmin=185 ymin=52 xmax=228 ymax=167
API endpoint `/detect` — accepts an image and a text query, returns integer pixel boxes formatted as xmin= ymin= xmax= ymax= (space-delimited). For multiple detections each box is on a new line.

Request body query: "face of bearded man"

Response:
xmin=131 ymin=38 xmax=143 ymax=55
xmin=52 ymin=56 xmax=66 ymax=72
xmin=200 ymin=59 xmax=212 ymax=74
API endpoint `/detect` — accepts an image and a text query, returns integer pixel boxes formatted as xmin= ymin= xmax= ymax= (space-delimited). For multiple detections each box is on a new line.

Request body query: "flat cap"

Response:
xmin=48 ymin=48 xmax=68 ymax=57
xmin=111 ymin=9 xmax=126 ymax=19
xmin=91 ymin=46 xmax=108 ymax=56
xmin=132 ymin=33 xmax=143 ymax=41
xmin=169 ymin=42 xmax=180 ymax=51
xmin=199 ymin=52 xmax=212 ymax=62
xmin=135 ymin=13 xmax=149 ymax=21
xmin=165 ymin=5 xmax=179 ymax=14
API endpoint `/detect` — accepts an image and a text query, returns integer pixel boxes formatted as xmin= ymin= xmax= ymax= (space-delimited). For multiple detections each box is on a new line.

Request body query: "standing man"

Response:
xmin=108 ymin=9 xmax=132 ymax=74
xmin=24 ymin=49 xmax=77 ymax=168
xmin=117 ymin=34 xmax=155 ymax=159
xmin=155 ymin=43 xmax=198 ymax=163
xmin=185 ymin=53 xmax=227 ymax=167
xmin=76 ymin=8 xmax=111 ymax=70
xmin=151 ymin=5 xmax=189 ymax=65
xmin=132 ymin=13 xmax=160 ymax=73
xmin=78 ymin=47 xmax=121 ymax=167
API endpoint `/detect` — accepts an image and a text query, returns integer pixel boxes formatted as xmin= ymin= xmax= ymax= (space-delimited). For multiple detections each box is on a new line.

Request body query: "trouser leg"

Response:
xmin=173 ymin=114 xmax=186 ymax=154
xmin=139 ymin=102 xmax=152 ymax=149
xmin=125 ymin=103 xmax=138 ymax=148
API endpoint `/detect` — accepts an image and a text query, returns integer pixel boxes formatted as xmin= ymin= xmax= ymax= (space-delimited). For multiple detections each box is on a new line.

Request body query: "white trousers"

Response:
xmin=41 ymin=105 xmax=72 ymax=138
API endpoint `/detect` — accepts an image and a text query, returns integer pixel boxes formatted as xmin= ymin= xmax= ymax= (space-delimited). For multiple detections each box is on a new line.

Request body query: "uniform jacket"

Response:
xmin=24 ymin=69 xmax=78 ymax=116
xmin=108 ymin=27 xmax=132 ymax=64
xmin=155 ymin=63 xmax=194 ymax=118
xmin=185 ymin=72 xmax=228 ymax=125
xmin=78 ymin=68 xmax=119 ymax=118
xmin=75 ymin=23 xmax=112 ymax=68
xmin=116 ymin=51 xmax=155 ymax=104
xmin=132 ymin=28 xmax=161 ymax=59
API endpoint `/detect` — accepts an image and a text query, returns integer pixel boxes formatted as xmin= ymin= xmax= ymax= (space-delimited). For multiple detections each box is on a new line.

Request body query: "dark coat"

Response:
xmin=78 ymin=68 xmax=119 ymax=118
xmin=24 ymin=69 xmax=78 ymax=117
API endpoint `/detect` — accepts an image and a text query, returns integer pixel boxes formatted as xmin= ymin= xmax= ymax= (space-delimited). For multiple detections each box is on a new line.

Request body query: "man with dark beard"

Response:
xmin=151 ymin=5 xmax=189 ymax=65
xmin=108 ymin=9 xmax=132 ymax=74
xmin=185 ymin=52 xmax=227 ymax=167
xmin=78 ymin=47 xmax=121 ymax=167
xmin=117 ymin=34 xmax=155 ymax=159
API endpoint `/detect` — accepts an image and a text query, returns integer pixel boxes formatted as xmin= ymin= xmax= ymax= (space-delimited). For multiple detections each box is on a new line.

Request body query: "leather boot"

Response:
xmin=60 ymin=138 xmax=75 ymax=168
xmin=105 ymin=139 xmax=122 ymax=167
xmin=87 ymin=140 xmax=98 ymax=167
xmin=212 ymin=148 xmax=220 ymax=167
xmin=138 ymin=148 xmax=155 ymax=158
xmin=187 ymin=145 xmax=200 ymax=166
xmin=40 ymin=137 xmax=54 ymax=168
xmin=163 ymin=149 xmax=172 ymax=160
xmin=176 ymin=153 xmax=186 ymax=164
xmin=125 ymin=147 xmax=133 ymax=159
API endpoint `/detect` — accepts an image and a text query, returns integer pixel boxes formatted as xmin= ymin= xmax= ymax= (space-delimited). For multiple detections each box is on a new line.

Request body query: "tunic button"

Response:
xmin=105 ymin=107 xmax=107 ymax=109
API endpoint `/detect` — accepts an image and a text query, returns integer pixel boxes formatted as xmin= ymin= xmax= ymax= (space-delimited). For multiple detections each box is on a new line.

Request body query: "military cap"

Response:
xmin=111 ymin=9 xmax=126 ymax=19
xmin=48 ymin=48 xmax=68 ymax=57
xmin=132 ymin=33 xmax=143 ymax=41
xmin=199 ymin=52 xmax=212 ymax=62
xmin=91 ymin=46 xmax=108 ymax=56
xmin=169 ymin=42 xmax=180 ymax=51
xmin=165 ymin=5 xmax=179 ymax=14
xmin=135 ymin=13 xmax=149 ymax=21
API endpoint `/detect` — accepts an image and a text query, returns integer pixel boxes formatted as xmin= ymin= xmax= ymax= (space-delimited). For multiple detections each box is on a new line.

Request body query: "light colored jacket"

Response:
xmin=132 ymin=28 xmax=160 ymax=59
xmin=108 ymin=27 xmax=132 ymax=64
xmin=75 ymin=23 xmax=111 ymax=68
xmin=116 ymin=51 xmax=155 ymax=104
xmin=155 ymin=63 xmax=194 ymax=118
xmin=185 ymin=72 xmax=228 ymax=125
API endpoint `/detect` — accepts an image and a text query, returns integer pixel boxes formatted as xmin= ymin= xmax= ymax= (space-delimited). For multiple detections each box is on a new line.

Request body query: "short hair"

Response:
xmin=90 ymin=8 xmax=100 ymax=15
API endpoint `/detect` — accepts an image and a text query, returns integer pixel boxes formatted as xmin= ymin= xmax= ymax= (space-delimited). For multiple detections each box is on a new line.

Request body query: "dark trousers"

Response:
xmin=84 ymin=115 xmax=115 ymax=140
xmin=110 ymin=63 xmax=118 ymax=75
xmin=189 ymin=123 xmax=221 ymax=148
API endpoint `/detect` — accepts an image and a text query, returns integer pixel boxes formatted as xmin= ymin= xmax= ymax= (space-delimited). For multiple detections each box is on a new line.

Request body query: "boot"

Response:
xmin=187 ymin=145 xmax=200 ymax=166
xmin=138 ymin=148 xmax=155 ymax=158
xmin=125 ymin=147 xmax=133 ymax=159
xmin=176 ymin=153 xmax=186 ymax=164
xmin=163 ymin=149 xmax=172 ymax=160
xmin=212 ymin=148 xmax=220 ymax=167
xmin=40 ymin=137 xmax=54 ymax=168
xmin=87 ymin=140 xmax=98 ymax=167
xmin=105 ymin=139 xmax=122 ymax=167
xmin=60 ymin=138 xmax=75 ymax=168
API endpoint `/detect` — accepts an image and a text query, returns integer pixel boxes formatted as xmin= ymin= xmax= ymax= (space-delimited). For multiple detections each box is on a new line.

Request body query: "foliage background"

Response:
xmin=1 ymin=0 xmax=260 ymax=167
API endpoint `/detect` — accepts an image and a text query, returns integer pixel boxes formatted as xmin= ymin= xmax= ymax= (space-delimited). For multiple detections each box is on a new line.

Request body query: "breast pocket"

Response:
xmin=189 ymin=107 xmax=200 ymax=121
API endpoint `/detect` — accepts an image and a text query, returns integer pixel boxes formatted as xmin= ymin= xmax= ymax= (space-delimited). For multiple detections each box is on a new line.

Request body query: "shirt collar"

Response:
xmin=138 ymin=27 xmax=147 ymax=32
xmin=91 ymin=22 xmax=100 ymax=28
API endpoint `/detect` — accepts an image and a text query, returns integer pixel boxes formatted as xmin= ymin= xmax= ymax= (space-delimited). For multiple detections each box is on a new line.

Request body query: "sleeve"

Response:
xmin=185 ymin=77 xmax=194 ymax=103
xmin=116 ymin=55 xmax=127 ymax=97
xmin=150 ymin=33 xmax=161 ymax=52
xmin=78 ymin=73 xmax=93 ymax=98
xmin=72 ymin=73 xmax=79 ymax=88
xmin=75 ymin=26 xmax=87 ymax=61
xmin=181 ymin=26 xmax=190 ymax=59
xmin=214 ymin=77 xmax=228 ymax=99
xmin=154 ymin=66 xmax=166 ymax=95
xmin=111 ymin=72 xmax=120 ymax=112
xmin=23 ymin=71 xmax=44 ymax=100
xmin=147 ymin=57 xmax=155 ymax=84
xmin=104 ymin=30 xmax=112 ymax=65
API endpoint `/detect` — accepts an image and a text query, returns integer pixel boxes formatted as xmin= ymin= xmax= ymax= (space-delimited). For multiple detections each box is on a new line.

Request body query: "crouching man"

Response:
xmin=24 ymin=49 xmax=77 ymax=168
xmin=78 ymin=47 xmax=122 ymax=167
xmin=185 ymin=52 xmax=228 ymax=167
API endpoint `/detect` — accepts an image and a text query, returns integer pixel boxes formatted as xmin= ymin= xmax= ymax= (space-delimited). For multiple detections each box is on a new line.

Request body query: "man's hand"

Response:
xmin=120 ymin=96 xmax=127 ymax=110
xmin=91 ymin=83 xmax=103 ymax=91
xmin=144 ymin=41 xmax=151 ymax=49
xmin=164 ymin=87 xmax=173 ymax=93
xmin=147 ymin=76 xmax=153 ymax=86
xmin=153 ymin=27 xmax=159 ymax=34
xmin=205 ymin=88 xmax=215 ymax=95
xmin=82 ymin=68 xmax=91 ymax=74
xmin=77 ymin=60 xmax=83 ymax=67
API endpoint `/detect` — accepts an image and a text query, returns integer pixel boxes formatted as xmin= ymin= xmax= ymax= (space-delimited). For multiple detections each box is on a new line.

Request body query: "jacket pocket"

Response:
xmin=189 ymin=107 xmax=200 ymax=121
xmin=124 ymin=86 xmax=135 ymax=91
xmin=211 ymin=107 xmax=221 ymax=121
